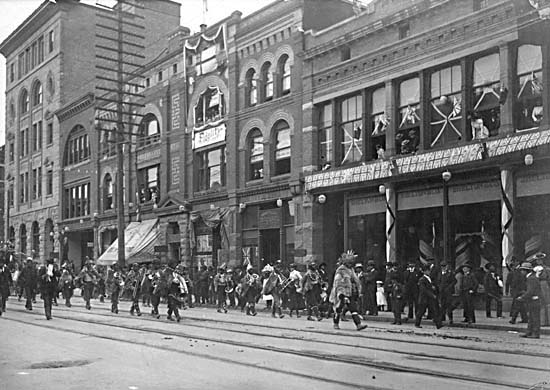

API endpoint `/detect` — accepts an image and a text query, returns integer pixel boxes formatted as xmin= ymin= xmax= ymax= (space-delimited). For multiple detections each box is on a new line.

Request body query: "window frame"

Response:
xmin=273 ymin=120 xmax=291 ymax=176
xmin=196 ymin=146 xmax=226 ymax=191
xmin=247 ymin=129 xmax=264 ymax=181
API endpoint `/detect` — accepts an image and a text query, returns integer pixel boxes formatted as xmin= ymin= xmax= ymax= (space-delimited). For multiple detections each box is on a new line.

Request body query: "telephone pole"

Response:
xmin=95 ymin=0 xmax=145 ymax=267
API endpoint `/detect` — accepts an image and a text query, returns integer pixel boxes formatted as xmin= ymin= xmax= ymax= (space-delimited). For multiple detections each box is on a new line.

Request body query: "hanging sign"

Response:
xmin=193 ymin=123 xmax=226 ymax=149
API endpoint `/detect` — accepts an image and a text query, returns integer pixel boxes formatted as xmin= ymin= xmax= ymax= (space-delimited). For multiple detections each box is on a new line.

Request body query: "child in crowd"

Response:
xmin=376 ymin=280 xmax=387 ymax=311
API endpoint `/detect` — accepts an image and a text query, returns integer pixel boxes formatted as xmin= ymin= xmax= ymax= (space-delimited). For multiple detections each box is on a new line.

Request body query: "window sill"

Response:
xmin=245 ymin=178 xmax=264 ymax=187
xmin=271 ymin=173 xmax=291 ymax=182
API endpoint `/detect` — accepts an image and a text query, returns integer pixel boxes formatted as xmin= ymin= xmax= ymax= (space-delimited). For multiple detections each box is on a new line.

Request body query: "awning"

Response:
xmin=97 ymin=219 xmax=160 ymax=266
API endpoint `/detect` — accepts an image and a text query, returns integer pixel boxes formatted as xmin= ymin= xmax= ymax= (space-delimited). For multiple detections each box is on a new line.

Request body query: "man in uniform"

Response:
xmin=330 ymin=251 xmax=368 ymax=331
xmin=403 ymin=261 xmax=420 ymax=320
xmin=483 ymin=263 xmax=503 ymax=318
xmin=77 ymin=259 xmax=99 ymax=310
xmin=125 ymin=263 xmax=142 ymax=316
xmin=59 ymin=264 xmax=74 ymax=307
xmin=518 ymin=262 xmax=542 ymax=338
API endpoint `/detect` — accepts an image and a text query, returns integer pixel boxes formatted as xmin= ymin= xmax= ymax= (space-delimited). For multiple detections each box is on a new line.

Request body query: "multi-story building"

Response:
xmin=301 ymin=0 xmax=550 ymax=276
xmin=1 ymin=0 xmax=181 ymax=265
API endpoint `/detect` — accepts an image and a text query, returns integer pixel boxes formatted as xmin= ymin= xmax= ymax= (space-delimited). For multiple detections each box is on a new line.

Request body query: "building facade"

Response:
xmin=301 ymin=0 xmax=550 ymax=276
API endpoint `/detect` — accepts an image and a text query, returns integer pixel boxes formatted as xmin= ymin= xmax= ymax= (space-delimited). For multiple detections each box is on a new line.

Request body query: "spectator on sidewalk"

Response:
xmin=532 ymin=252 xmax=550 ymax=327
xmin=0 ymin=257 xmax=12 ymax=315
xmin=483 ymin=263 xmax=503 ymax=318
xmin=415 ymin=264 xmax=443 ymax=329
xmin=362 ymin=260 xmax=378 ymax=316
xmin=438 ymin=260 xmax=456 ymax=324
xmin=403 ymin=261 xmax=420 ymax=319
xmin=506 ymin=258 xmax=528 ymax=324
xmin=461 ymin=264 xmax=478 ymax=325
xmin=518 ymin=262 xmax=542 ymax=339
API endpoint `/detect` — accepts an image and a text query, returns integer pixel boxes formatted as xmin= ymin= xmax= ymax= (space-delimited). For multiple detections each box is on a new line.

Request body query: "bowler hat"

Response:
xmin=355 ymin=263 xmax=363 ymax=269
xmin=367 ymin=260 xmax=376 ymax=266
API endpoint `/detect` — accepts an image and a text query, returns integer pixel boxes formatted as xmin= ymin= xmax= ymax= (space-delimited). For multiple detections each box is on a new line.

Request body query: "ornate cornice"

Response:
xmin=55 ymin=93 xmax=95 ymax=123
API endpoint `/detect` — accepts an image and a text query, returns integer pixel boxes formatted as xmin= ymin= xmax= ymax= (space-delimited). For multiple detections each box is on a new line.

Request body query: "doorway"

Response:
xmin=260 ymin=229 xmax=280 ymax=265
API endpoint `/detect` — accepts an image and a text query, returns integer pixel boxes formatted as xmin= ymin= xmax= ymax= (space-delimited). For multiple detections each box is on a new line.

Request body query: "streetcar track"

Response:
xmin=3 ymin=306 xmax=536 ymax=389
xmin=1 ymin=315 xmax=392 ymax=390
xmin=18 ymin=303 xmax=549 ymax=373
xmin=19 ymin=300 xmax=550 ymax=359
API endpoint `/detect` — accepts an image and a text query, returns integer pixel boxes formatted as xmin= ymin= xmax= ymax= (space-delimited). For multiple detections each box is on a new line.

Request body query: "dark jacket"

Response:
xmin=418 ymin=275 xmax=438 ymax=304
xmin=38 ymin=266 xmax=61 ymax=294
xmin=20 ymin=264 xmax=38 ymax=288
xmin=519 ymin=272 xmax=541 ymax=302
xmin=0 ymin=265 xmax=12 ymax=294
xmin=438 ymin=269 xmax=456 ymax=297
xmin=483 ymin=272 xmax=502 ymax=297
xmin=461 ymin=273 xmax=478 ymax=295
xmin=506 ymin=268 xmax=526 ymax=298
xmin=403 ymin=268 xmax=421 ymax=297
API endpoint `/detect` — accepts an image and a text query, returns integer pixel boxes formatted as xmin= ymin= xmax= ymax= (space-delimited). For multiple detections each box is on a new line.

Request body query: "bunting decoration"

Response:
xmin=525 ymin=235 xmax=542 ymax=260
xmin=430 ymin=97 xmax=462 ymax=147
xmin=385 ymin=185 xmax=396 ymax=263
xmin=500 ymin=170 xmax=514 ymax=267
xmin=419 ymin=240 xmax=434 ymax=265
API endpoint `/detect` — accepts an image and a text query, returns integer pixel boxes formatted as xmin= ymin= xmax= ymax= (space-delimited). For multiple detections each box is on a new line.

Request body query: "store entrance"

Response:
xmin=260 ymin=229 xmax=280 ymax=265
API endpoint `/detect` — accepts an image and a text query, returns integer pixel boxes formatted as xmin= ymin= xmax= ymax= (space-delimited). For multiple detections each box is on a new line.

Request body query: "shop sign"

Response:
xmin=305 ymin=129 xmax=550 ymax=191
xmin=517 ymin=173 xmax=550 ymax=197
xmin=449 ymin=181 xmax=500 ymax=205
xmin=398 ymin=188 xmax=443 ymax=210
xmin=137 ymin=148 xmax=161 ymax=164
xmin=348 ymin=196 xmax=385 ymax=217
xmin=193 ymin=123 xmax=226 ymax=149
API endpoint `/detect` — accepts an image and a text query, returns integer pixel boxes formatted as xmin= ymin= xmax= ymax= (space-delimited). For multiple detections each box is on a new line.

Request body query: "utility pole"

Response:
xmin=95 ymin=0 xmax=145 ymax=268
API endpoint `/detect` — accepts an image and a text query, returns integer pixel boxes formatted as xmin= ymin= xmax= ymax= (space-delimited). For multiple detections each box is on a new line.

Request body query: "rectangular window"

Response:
xmin=24 ymin=172 xmax=29 ymax=202
xmin=397 ymin=77 xmax=421 ymax=154
xmin=318 ymin=103 xmax=333 ymax=168
xmin=146 ymin=78 xmax=150 ymax=87
xmin=47 ymin=122 xmax=53 ymax=145
xmin=473 ymin=0 xmax=489 ymax=11
xmin=38 ymin=36 xmax=44 ymax=63
xmin=31 ymin=42 xmax=37 ymax=68
xmin=516 ymin=44 xmax=543 ymax=131
xmin=8 ymin=142 xmax=14 ymax=162
xmin=339 ymin=94 xmax=363 ymax=165
xmin=38 ymin=121 xmax=43 ymax=149
xmin=19 ymin=174 xmax=25 ymax=204
xmin=472 ymin=52 xmax=500 ymax=139
xmin=25 ymin=47 xmax=30 ymax=74
xmin=32 ymin=123 xmax=38 ymax=152
xmin=197 ymin=147 xmax=226 ymax=191
xmin=138 ymin=165 xmax=160 ymax=203
xmin=18 ymin=53 xmax=24 ymax=79
xmin=370 ymin=86 xmax=387 ymax=160
xmin=9 ymin=63 xmax=14 ymax=83
xmin=48 ymin=30 xmax=54 ymax=53
xmin=8 ymin=184 xmax=14 ymax=207
xmin=173 ymin=63 xmax=178 ymax=74
xmin=429 ymin=64 xmax=463 ymax=148
xmin=46 ymin=170 xmax=53 ymax=196
xmin=158 ymin=71 xmax=163 ymax=81
xmin=399 ymin=23 xmax=410 ymax=40
xmin=32 ymin=168 xmax=37 ymax=200
xmin=37 ymin=167 xmax=42 ymax=198
xmin=65 ymin=182 xmax=90 ymax=218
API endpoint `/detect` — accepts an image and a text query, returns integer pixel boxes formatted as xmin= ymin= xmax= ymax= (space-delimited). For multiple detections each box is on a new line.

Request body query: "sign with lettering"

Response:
xmin=304 ymin=129 xmax=550 ymax=191
xmin=348 ymin=196 xmax=385 ymax=216
xmin=517 ymin=173 xmax=550 ymax=197
xmin=193 ymin=123 xmax=226 ymax=149
xmin=449 ymin=181 xmax=500 ymax=205
xmin=172 ymin=93 xmax=180 ymax=130
xmin=398 ymin=188 xmax=443 ymax=210
xmin=137 ymin=148 xmax=161 ymax=164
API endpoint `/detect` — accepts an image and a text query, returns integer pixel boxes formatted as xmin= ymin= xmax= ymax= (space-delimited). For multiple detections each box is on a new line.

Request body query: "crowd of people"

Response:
xmin=0 ymin=250 xmax=548 ymax=338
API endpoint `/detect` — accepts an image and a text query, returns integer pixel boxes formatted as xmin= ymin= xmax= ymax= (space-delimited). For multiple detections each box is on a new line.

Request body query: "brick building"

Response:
xmin=301 ymin=0 xmax=550 ymax=276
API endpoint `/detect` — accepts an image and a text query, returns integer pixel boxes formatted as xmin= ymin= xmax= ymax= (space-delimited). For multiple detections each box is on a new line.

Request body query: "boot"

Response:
xmin=278 ymin=307 xmax=285 ymax=318
xmin=296 ymin=310 xmax=301 ymax=318
xmin=333 ymin=313 xmax=340 ymax=329
xmin=246 ymin=306 xmax=251 ymax=316
xmin=352 ymin=313 xmax=368 ymax=331
xmin=289 ymin=310 xmax=293 ymax=317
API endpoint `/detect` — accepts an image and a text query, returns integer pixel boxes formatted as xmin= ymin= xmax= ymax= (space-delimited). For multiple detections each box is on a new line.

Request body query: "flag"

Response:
xmin=419 ymin=240 xmax=433 ymax=265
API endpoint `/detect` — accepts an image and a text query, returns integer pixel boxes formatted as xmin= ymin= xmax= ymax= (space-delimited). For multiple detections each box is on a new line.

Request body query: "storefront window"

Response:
xmin=397 ymin=77 xmax=420 ymax=155
xmin=516 ymin=44 xmax=543 ymax=131
xmin=430 ymin=64 xmax=463 ymax=148
xmin=472 ymin=53 xmax=501 ymax=139
xmin=339 ymin=94 xmax=363 ymax=165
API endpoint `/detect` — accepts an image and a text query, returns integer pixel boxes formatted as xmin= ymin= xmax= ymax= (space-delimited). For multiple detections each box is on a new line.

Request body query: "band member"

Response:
xmin=149 ymin=259 xmax=164 ymax=319
xmin=167 ymin=265 xmax=188 ymax=322
xmin=242 ymin=265 xmax=261 ymax=316
xmin=59 ymin=264 xmax=74 ymax=307
xmin=77 ymin=259 xmax=99 ymax=310
xmin=213 ymin=266 xmax=230 ymax=313
xmin=39 ymin=258 xmax=61 ymax=320
xmin=415 ymin=264 xmax=443 ymax=329
xmin=301 ymin=262 xmax=323 ymax=321
xmin=438 ymin=260 xmax=456 ymax=324
xmin=329 ymin=251 xmax=368 ymax=331
xmin=109 ymin=266 xmax=124 ymax=314
xmin=286 ymin=263 xmax=304 ymax=317
xmin=125 ymin=263 xmax=142 ymax=316
xmin=262 ymin=261 xmax=286 ymax=318
xmin=0 ymin=257 xmax=12 ymax=315
xmin=20 ymin=258 xmax=38 ymax=311
xmin=518 ymin=262 xmax=542 ymax=338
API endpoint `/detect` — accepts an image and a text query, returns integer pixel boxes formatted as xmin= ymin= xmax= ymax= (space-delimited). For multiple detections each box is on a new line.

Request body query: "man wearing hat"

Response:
xmin=483 ymin=263 xmax=503 ymax=318
xmin=0 ymin=257 xmax=12 ymax=315
xmin=19 ymin=258 xmax=38 ymax=311
xmin=287 ymin=263 xmax=304 ymax=318
xmin=242 ymin=264 xmax=261 ymax=316
xmin=38 ymin=258 xmax=61 ymax=320
xmin=124 ymin=263 xmax=142 ymax=316
xmin=517 ymin=262 xmax=542 ymax=338
xmin=361 ymin=260 xmax=378 ymax=316
xmin=213 ymin=266 xmax=229 ymax=313
xmin=301 ymin=262 xmax=323 ymax=321
xmin=461 ymin=264 xmax=479 ymax=325
xmin=403 ymin=261 xmax=421 ymax=320
xmin=533 ymin=252 xmax=550 ymax=327
xmin=415 ymin=264 xmax=443 ymax=329
xmin=437 ymin=260 xmax=456 ymax=324
xmin=77 ymin=258 xmax=99 ymax=310
xmin=506 ymin=257 xmax=528 ymax=324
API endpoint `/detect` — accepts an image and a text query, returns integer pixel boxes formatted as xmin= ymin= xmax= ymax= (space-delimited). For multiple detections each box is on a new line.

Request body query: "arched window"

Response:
xmin=279 ymin=56 xmax=291 ymax=96
xmin=246 ymin=68 xmax=257 ymax=107
xmin=138 ymin=114 xmax=160 ymax=147
xmin=20 ymin=224 xmax=27 ymax=257
xmin=247 ymin=129 xmax=264 ymax=180
xmin=194 ymin=87 xmax=225 ymax=128
xmin=103 ymin=174 xmax=114 ymax=210
xmin=261 ymin=63 xmax=273 ymax=102
xmin=8 ymin=226 xmax=16 ymax=247
xmin=32 ymin=221 xmax=40 ymax=256
xmin=64 ymin=125 xmax=90 ymax=166
xmin=32 ymin=81 xmax=43 ymax=106
xmin=273 ymin=120 xmax=291 ymax=175
xmin=20 ymin=89 xmax=29 ymax=114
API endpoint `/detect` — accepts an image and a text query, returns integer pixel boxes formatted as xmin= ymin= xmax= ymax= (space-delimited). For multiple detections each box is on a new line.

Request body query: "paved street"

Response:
xmin=1 ymin=298 xmax=549 ymax=390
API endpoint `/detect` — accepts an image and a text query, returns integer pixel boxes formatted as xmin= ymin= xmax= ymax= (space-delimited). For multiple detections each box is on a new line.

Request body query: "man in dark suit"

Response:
xmin=403 ymin=261 xmax=420 ymax=320
xmin=518 ymin=262 xmax=542 ymax=338
xmin=461 ymin=264 xmax=478 ymax=324
xmin=437 ymin=260 xmax=456 ymax=324
xmin=415 ymin=264 xmax=443 ymax=329
xmin=20 ymin=258 xmax=38 ymax=311
xmin=39 ymin=258 xmax=61 ymax=320
xmin=0 ymin=257 xmax=12 ymax=315
xmin=483 ymin=263 xmax=503 ymax=318
xmin=506 ymin=258 xmax=527 ymax=324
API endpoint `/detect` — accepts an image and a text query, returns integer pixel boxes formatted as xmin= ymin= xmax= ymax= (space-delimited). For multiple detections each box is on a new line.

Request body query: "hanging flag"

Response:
xmin=419 ymin=240 xmax=433 ymax=265
xmin=431 ymin=221 xmax=436 ymax=249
